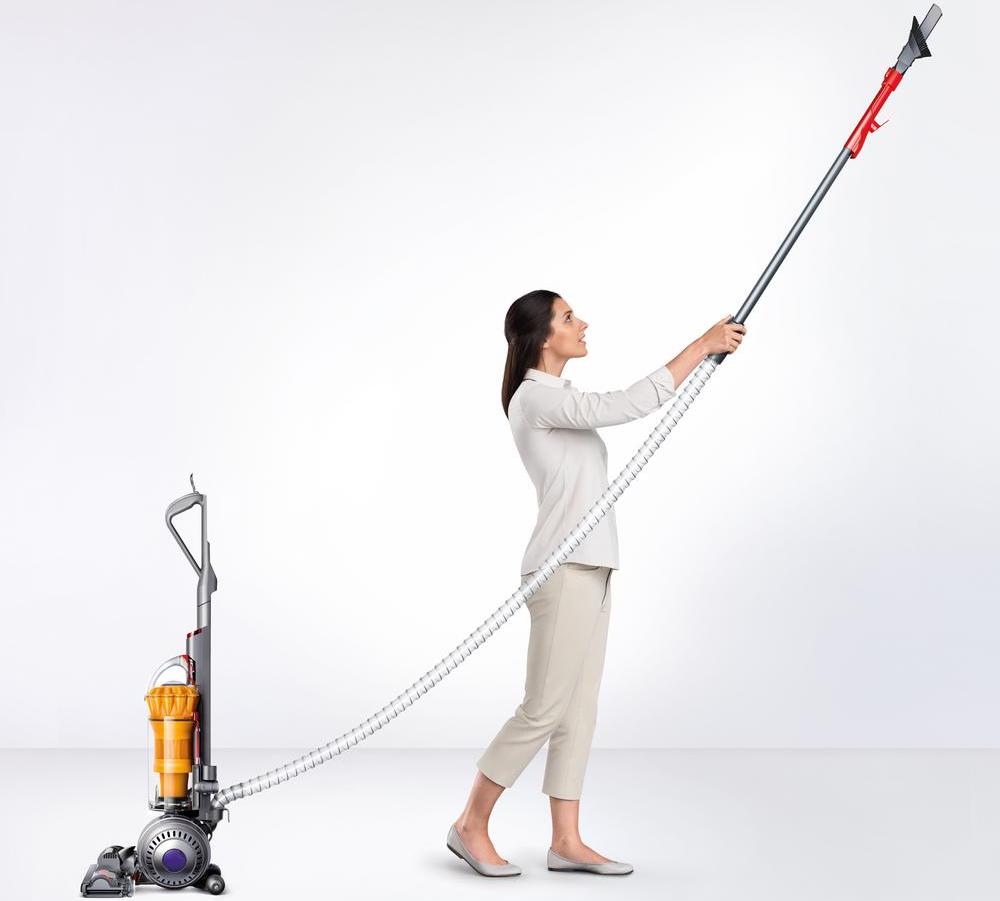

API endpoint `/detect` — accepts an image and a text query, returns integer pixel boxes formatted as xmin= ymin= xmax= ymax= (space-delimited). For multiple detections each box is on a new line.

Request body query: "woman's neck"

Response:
xmin=534 ymin=352 xmax=567 ymax=378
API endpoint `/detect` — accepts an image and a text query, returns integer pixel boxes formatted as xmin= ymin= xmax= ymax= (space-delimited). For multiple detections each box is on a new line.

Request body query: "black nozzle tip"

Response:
xmin=909 ymin=15 xmax=932 ymax=59
xmin=895 ymin=6 xmax=942 ymax=73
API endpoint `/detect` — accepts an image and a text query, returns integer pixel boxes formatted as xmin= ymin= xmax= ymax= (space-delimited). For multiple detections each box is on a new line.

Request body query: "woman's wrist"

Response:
xmin=665 ymin=338 xmax=709 ymax=389
xmin=691 ymin=337 xmax=708 ymax=358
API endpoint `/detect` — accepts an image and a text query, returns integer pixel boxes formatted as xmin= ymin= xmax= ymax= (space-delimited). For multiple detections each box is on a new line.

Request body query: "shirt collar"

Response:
xmin=524 ymin=368 xmax=572 ymax=388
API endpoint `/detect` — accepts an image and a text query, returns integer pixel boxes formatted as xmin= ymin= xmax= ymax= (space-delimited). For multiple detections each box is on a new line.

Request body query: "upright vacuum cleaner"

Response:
xmin=80 ymin=7 xmax=942 ymax=895
xmin=81 ymin=478 xmax=225 ymax=896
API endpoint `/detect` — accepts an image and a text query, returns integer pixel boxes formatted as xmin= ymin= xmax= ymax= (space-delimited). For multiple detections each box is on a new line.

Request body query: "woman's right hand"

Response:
xmin=700 ymin=315 xmax=746 ymax=356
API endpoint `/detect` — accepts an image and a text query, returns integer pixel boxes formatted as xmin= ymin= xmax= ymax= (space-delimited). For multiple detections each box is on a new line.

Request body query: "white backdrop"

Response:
xmin=2 ymin=0 xmax=996 ymax=751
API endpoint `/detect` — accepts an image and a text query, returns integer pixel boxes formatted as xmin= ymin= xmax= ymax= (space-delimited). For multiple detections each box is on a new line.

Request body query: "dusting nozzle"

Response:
xmin=896 ymin=5 xmax=943 ymax=73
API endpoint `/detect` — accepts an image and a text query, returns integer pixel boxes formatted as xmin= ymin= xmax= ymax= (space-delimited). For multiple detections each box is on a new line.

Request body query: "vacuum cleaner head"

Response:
xmin=80 ymin=846 xmax=136 ymax=898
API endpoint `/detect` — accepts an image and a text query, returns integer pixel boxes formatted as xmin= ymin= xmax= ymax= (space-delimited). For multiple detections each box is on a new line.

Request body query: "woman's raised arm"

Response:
xmin=519 ymin=366 xmax=677 ymax=429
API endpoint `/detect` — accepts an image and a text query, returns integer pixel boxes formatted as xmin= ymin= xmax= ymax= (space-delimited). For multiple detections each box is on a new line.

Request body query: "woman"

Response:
xmin=446 ymin=290 xmax=746 ymax=877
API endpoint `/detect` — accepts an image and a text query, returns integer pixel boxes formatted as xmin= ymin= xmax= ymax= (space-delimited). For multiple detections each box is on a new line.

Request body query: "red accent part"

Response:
xmin=845 ymin=67 xmax=903 ymax=158
xmin=187 ymin=627 xmax=203 ymax=639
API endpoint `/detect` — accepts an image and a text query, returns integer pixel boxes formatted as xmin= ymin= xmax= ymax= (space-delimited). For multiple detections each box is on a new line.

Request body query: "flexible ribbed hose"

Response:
xmin=212 ymin=357 xmax=718 ymax=809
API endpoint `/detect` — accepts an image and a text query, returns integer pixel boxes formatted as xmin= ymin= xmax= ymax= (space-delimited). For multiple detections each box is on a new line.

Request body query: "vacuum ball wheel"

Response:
xmin=200 ymin=864 xmax=225 ymax=895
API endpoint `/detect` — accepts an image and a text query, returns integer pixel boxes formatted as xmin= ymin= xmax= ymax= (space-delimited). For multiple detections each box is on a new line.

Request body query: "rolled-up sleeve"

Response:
xmin=520 ymin=366 xmax=677 ymax=429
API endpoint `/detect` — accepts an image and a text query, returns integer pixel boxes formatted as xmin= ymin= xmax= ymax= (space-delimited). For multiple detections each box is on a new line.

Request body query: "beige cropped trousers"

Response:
xmin=476 ymin=561 xmax=613 ymax=800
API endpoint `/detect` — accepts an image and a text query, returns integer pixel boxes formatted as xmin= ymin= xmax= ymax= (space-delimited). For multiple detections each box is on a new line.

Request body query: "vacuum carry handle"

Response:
xmin=147 ymin=655 xmax=193 ymax=692
xmin=166 ymin=492 xmax=204 ymax=576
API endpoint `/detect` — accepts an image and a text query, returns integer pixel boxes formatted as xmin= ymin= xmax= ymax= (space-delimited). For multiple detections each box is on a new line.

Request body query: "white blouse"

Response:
xmin=508 ymin=365 xmax=678 ymax=575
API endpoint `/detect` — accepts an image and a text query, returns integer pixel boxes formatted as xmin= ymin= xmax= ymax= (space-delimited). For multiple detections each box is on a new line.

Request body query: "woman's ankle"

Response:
xmin=456 ymin=816 xmax=489 ymax=835
xmin=550 ymin=833 xmax=583 ymax=851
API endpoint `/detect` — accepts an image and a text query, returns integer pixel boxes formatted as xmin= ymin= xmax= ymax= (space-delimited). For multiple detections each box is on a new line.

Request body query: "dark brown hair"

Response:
xmin=501 ymin=289 xmax=560 ymax=418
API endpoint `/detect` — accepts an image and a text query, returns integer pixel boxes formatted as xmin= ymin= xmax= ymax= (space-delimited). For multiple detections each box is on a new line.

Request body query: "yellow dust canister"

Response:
xmin=146 ymin=683 xmax=199 ymax=800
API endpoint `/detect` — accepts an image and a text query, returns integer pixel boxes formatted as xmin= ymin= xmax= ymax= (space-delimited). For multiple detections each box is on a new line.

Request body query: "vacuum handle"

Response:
xmin=166 ymin=492 xmax=204 ymax=576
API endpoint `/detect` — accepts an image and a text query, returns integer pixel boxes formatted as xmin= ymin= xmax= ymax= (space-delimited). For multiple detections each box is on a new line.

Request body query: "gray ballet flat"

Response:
xmin=446 ymin=824 xmax=522 ymax=877
xmin=547 ymin=847 xmax=634 ymax=875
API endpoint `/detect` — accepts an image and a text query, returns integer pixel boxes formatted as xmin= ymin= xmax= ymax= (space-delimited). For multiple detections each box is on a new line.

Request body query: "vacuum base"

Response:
xmin=81 ymin=819 xmax=226 ymax=896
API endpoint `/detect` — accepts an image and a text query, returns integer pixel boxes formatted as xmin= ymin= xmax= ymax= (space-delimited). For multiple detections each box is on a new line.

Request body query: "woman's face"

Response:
xmin=542 ymin=297 xmax=589 ymax=361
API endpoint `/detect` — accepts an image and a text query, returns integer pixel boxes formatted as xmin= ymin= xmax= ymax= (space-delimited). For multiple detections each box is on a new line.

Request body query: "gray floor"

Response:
xmin=15 ymin=748 xmax=998 ymax=900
